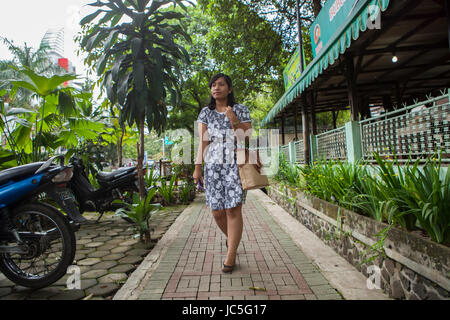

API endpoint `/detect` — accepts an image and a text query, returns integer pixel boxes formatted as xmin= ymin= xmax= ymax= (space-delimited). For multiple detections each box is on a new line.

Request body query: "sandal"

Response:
xmin=222 ymin=263 xmax=234 ymax=273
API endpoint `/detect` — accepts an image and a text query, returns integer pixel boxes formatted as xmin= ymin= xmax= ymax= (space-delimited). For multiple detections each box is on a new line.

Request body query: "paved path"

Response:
xmin=116 ymin=189 xmax=388 ymax=300
xmin=0 ymin=206 xmax=185 ymax=300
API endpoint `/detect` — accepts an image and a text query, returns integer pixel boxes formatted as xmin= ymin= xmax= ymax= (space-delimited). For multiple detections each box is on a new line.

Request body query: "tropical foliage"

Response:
xmin=78 ymin=0 xmax=192 ymax=199
xmin=274 ymin=152 xmax=450 ymax=245
xmin=115 ymin=187 xmax=162 ymax=243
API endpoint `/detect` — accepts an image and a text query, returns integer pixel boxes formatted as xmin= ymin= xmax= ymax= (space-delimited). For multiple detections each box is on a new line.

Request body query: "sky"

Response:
xmin=0 ymin=0 xmax=97 ymax=77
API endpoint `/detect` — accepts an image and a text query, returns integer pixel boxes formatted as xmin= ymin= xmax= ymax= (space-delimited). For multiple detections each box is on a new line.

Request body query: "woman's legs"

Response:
xmin=212 ymin=209 xmax=227 ymax=237
xmin=224 ymin=204 xmax=243 ymax=267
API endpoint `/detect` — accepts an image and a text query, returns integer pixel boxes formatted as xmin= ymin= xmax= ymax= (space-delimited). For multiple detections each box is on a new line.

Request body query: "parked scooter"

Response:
xmin=0 ymin=155 xmax=80 ymax=288
xmin=68 ymin=157 xmax=143 ymax=222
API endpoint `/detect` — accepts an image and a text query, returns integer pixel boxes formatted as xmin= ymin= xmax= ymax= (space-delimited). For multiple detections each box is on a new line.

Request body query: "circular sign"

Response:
xmin=314 ymin=24 xmax=321 ymax=45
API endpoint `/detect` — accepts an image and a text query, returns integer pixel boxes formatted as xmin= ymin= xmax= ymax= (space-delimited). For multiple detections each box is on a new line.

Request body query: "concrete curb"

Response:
xmin=250 ymin=189 xmax=390 ymax=300
xmin=113 ymin=196 xmax=203 ymax=300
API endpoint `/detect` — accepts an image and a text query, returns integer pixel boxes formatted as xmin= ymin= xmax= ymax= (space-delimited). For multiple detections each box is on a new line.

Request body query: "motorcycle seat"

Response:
xmin=97 ymin=167 xmax=135 ymax=182
xmin=0 ymin=162 xmax=45 ymax=186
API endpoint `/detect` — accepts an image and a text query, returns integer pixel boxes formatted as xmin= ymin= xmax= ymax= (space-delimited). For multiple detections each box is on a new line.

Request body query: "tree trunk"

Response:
xmin=118 ymin=127 xmax=125 ymax=167
xmin=313 ymin=0 xmax=322 ymax=17
xmin=137 ymin=116 xmax=146 ymax=200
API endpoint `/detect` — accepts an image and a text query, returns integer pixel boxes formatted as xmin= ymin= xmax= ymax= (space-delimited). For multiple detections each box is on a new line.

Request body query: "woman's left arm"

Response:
xmin=225 ymin=106 xmax=251 ymax=144
xmin=226 ymin=106 xmax=262 ymax=170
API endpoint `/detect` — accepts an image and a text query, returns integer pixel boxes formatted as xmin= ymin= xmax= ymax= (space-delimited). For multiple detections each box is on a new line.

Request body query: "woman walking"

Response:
xmin=193 ymin=73 xmax=256 ymax=273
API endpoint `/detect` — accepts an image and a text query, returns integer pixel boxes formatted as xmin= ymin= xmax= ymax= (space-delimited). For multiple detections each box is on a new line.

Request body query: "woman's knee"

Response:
xmin=226 ymin=205 xmax=242 ymax=217
xmin=212 ymin=210 xmax=226 ymax=219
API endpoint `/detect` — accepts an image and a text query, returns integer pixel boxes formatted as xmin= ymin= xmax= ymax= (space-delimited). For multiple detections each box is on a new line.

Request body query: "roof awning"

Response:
xmin=260 ymin=0 xmax=391 ymax=127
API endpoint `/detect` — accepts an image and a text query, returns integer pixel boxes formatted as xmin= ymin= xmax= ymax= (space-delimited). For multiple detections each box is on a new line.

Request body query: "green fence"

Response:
xmin=273 ymin=90 xmax=450 ymax=165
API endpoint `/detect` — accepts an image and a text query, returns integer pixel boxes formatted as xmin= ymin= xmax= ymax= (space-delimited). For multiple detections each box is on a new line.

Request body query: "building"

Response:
xmin=41 ymin=28 xmax=77 ymax=77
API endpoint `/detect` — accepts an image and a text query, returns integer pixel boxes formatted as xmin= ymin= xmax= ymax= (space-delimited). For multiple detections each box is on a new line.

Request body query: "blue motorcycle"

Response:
xmin=0 ymin=155 xmax=81 ymax=288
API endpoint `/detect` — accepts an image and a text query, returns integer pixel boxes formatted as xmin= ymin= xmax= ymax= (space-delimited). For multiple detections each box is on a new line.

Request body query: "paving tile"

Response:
xmin=127 ymin=193 xmax=341 ymax=302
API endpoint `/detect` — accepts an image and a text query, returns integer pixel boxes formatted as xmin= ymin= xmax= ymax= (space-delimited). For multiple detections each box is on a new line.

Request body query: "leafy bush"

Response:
xmin=274 ymin=152 xmax=303 ymax=188
xmin=370 ymin=153 xmax=418 ymax=231
xmin=158 ymin=174 xmax=177 ymax=205
xmin=400 ymin=156 xmax=450 ymax=244
xmin=114 ymin=188 xmax=161 ymax=243
xmin=282 ymin=152 xmax=450 ymax=245
xmin=179 ymin=181 xmax=195 ymax=204
xmin=144 ymin=164 xmax=159 ymax=188
xmin=299 ymin=159 xmax=365 ymax=212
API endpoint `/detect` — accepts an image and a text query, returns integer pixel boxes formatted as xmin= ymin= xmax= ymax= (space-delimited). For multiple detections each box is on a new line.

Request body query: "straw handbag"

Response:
xmin=237 ymin=148 xmax=269 ymax=190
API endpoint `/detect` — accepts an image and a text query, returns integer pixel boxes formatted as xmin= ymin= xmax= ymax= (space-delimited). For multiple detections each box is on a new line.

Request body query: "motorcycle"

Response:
xmin=68 ymin=157 xmax=143 ymax=222
xmin=0 ymin=155 xmax=80 ymax=288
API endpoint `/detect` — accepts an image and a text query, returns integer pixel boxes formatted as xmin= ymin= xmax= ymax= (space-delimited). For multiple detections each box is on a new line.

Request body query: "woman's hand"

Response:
xmin=193 ymin=165 xmax=203 ymax=185
xmin=225 ymin=106 xmax=239 ymax=124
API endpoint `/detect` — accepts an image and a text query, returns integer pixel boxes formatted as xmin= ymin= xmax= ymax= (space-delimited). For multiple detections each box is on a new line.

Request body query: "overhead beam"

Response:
xmin=356 ymin=42 xmax=448 ymax=56
xmin=446 ymin=0 xmax=450 ymax=50
xmin=353 ymin=0 xmax=423 ymax=56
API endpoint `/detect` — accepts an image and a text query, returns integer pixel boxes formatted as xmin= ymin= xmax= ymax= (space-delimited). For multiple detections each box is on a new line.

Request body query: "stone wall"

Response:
xmin=267 ymin=182 xmax=450 ymax=300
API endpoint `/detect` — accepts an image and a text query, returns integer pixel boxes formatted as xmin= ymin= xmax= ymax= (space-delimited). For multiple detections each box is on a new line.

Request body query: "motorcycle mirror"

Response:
xmin=35 ymin=155 xmax=65 ymax=174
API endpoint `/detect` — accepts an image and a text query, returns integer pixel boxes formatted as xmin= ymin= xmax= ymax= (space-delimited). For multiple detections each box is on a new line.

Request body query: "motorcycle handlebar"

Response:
xmin=35 ymin=155 xmax=65 ymax=174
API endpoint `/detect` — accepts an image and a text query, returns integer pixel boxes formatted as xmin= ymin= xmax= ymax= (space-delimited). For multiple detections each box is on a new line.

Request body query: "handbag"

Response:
xmin=236 ymin=148 xmax=270 ymax=190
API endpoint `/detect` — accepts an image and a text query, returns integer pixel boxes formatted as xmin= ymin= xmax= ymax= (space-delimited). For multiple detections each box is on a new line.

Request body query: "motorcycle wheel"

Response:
xmin=0 ymin=203 xmax=76 ymax=289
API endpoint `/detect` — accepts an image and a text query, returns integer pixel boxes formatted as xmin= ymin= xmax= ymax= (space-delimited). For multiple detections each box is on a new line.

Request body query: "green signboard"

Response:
xmin=309 ymin=0 xmax=359 ymax=58
xmin=283 ymin=46 xmax=306 ymax=91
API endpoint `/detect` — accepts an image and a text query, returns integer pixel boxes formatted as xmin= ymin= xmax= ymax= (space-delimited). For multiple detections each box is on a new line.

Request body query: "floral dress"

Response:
xmin=197 ymin=104 xmax=252 ymax=211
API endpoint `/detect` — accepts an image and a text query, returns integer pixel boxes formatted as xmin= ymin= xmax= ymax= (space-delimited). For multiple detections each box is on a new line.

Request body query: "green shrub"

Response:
xmin=144 ymin=164 xmax=158 ymax=188
xmin=274 ymin=152 xmax=302 ymax=188
xmin=114 ymin=188 xmax=161 ymax=243
xmin=179 ymin=181 xmax=195 ymax=204
xmin=284 ymin=152 xmax=449 ymax=245
xmin=401 ymin=156 xmax=450 ymax=244
xmin=158 ymin=174 xmax=177 ymax=205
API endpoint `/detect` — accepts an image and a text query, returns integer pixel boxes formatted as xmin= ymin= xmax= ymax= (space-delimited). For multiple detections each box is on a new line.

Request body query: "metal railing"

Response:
xmin=294 ymin=140 xmax=305 ymax=163
xmin=360 ymin=93 xmax=450 ymax=162
xmin=280 ymin=145 xmax=289 ymax=161
xmin=315 ymin=126 xmax=347 ymax=161
xmin=259 ymin=90 xmax=450 ymax=165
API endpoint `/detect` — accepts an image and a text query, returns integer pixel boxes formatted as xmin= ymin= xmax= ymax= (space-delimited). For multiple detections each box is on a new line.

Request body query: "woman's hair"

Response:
xmin=207 ymin=73 xmax=236 ymax=110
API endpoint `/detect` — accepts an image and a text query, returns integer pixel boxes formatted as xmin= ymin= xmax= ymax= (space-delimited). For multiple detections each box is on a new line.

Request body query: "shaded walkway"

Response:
xmin=117 ymin=189 xmax=386 ymax=300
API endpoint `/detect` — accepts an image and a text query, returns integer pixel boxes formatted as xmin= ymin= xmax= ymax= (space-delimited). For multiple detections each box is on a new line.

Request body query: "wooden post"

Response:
xmin=301 ymin=92 xmax=311 ymax=164
xmin=383 ymin=95 xmax=393 ymax=112
xmin=294 ymin=102 xmax=299 ymax=141
xmin=360 ymin=96 xmax=371 ymax=119
xmin=296 ymin=0 xmax=305 ymax=73
xmin=446 ymin=0 xmax=450 ymax=50
xmin=332 ymin=110 xmax=337 ymax=129
xmin=310 ymin=91 xmax=317 ymax=135
xmin=395 ymin=82 xmax=402 ymax=108
xmin=281 ymin=115 xmax=286 ymax=146
xmin=345 ymin=54 xmax=359 ymax=121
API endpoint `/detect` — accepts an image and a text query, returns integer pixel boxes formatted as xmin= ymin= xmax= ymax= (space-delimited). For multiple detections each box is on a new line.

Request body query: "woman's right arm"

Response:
xmin=193 ymin=122 xmax=209 ymax=184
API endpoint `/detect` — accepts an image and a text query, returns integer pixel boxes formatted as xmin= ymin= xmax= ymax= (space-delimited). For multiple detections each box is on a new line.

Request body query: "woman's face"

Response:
xmin=210 ymin=77 xmax=231 ymax=101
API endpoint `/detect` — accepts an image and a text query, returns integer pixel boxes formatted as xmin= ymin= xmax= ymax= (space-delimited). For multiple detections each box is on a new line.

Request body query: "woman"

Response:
xmin=193 ymin=73 xmax=257 ymax=273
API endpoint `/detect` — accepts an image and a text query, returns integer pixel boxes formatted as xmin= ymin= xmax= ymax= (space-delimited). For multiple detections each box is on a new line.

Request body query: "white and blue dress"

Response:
xmin=197 ymin=104 xmax=252 ymax=211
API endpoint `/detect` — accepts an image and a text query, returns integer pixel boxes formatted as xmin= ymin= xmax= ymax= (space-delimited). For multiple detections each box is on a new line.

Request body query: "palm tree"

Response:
xmin=79 ymin=0 xmax=191 ymax=199
xmin=0 ymin=37 xmax=62 ymax=109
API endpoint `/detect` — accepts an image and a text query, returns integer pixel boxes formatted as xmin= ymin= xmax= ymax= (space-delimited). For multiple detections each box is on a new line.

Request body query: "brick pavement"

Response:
xmin=136 ymin=192 xmax=343 ymax=300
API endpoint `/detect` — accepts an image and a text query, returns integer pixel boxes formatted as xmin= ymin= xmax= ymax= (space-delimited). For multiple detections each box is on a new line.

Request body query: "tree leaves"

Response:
xmin=9 ymin=66 xmax=77 ymax=97
xmin=80 ymin=9 xmax=104 ymax=25
xmin=78 ymin=0 xmax=190 ymax=199
xmin=133 ymin=60 xmax=145 ymax=92
xmin=117 ymin=71 xmax=131 ymax=106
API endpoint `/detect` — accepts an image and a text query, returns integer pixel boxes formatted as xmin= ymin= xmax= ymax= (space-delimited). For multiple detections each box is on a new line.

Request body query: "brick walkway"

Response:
xmin=135 ymin=192 xmax=343 ymax=300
